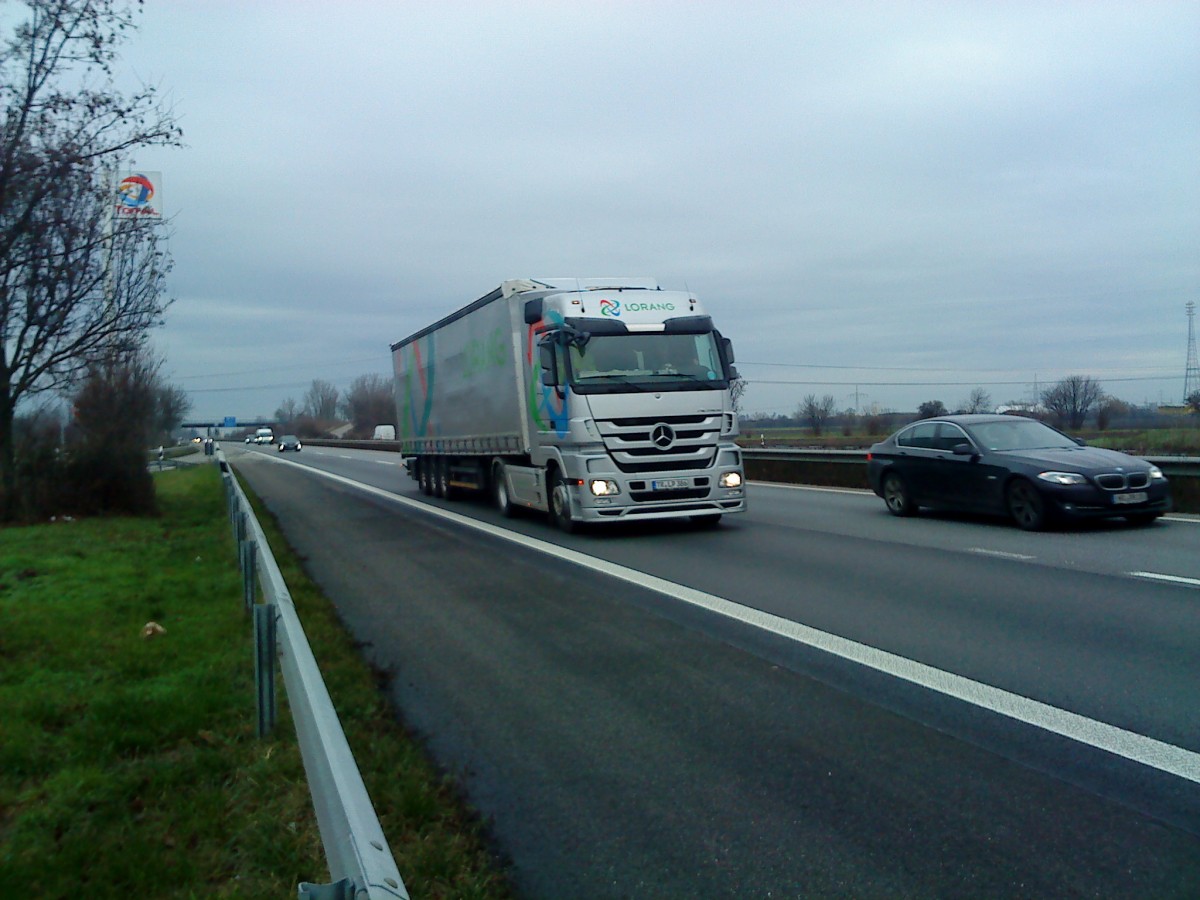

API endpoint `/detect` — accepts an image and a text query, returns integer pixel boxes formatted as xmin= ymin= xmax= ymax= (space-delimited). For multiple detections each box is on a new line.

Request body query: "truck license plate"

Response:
xmin=1113 ymin=492 xmax=1148 ymax=505
xmin=652 ymin=478 xmax=690 ymax=491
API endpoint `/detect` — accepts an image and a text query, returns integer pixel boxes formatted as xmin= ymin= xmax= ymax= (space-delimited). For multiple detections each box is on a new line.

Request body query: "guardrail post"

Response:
xmin=254 ymin=602 xmax=277 ymax=737
xmin=241 ymin=539 xmax=257 ymax=613
xmin=298 ymin=879 xmax=357 ymax=900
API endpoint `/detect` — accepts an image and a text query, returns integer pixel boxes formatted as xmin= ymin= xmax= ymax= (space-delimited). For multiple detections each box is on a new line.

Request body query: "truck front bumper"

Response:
xmin=574 ymin=470 xmax=747 ymax=522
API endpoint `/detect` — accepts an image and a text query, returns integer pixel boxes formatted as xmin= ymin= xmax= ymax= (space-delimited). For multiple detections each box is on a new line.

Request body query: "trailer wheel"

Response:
xmin=434 ymin=457 xmax=450 ymax=500
xmin=418 ymin=459 xmax=434 ymax=496
xmin=492 ymin=461 xmax=515 ymax=517
xmin=549 ymin=469 xmax=577 ymax=534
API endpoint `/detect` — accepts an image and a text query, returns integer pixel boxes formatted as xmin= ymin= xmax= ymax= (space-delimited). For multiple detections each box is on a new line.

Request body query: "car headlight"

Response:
xmin=1149 ymin=466 xmax=1166 ymax=481
xmin=588 ymin=479 xmax=620 ymax=496
xmin=719 ymin=471 xmax=743 ymax=489
xmin=1037 ymin=471 xmax=1087 ymax=486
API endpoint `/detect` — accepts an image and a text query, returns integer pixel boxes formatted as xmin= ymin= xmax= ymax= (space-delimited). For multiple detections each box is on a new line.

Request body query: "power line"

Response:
xmin=749 ymin=374 xmax=1175 ymax=388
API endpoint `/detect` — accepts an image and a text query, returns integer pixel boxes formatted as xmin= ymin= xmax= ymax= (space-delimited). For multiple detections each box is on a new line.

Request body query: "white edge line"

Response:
xmin=968 ymin=548 xmax=1036 ymax=561
xmin=247 ymin=455 xmax=1200 ymax=785
xmin=1131 ymin=572 xmax=1200 ymax=588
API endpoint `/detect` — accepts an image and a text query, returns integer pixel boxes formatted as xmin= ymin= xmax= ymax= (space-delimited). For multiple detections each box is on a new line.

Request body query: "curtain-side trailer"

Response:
xmin=390 ymin=278 xmax=746 ymax=531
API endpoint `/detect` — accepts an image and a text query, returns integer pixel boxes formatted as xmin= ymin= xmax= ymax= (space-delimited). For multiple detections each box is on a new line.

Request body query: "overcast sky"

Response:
xmin=107 ymin=0 xmax=1199 ymax=423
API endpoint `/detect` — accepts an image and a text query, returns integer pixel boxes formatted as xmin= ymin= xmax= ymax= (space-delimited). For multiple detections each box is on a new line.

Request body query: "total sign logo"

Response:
xmin=115 ymin=171 xmax=163 ymax=219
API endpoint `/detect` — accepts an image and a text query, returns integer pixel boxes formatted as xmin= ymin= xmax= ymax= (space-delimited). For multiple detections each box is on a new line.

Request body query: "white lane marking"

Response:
xmin=754 ymin=481 xmax=870 ymax=496
xmin=247 ymin=457 xmax=1200 ymax=785
xmin=1131 ymin=572 xmax=1200 ymax=588
xmin=968 ymin=548 xmax=1036 ymax=561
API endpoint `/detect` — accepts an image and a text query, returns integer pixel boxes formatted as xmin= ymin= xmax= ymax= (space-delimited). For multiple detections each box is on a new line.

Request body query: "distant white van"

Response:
xmin=254 ymin=427 xmax=274 ymax=444
xmin=373 ymin=424 xmax=396 ymax=440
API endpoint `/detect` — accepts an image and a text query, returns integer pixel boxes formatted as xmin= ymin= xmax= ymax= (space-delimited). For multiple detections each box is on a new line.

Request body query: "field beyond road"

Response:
xmin=0 ymin=464 xmax=511 ymax=898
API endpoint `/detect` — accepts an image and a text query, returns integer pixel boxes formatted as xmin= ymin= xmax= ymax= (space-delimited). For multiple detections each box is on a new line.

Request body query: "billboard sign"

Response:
xmin=114 ymin=171 xmax=163 ymax=219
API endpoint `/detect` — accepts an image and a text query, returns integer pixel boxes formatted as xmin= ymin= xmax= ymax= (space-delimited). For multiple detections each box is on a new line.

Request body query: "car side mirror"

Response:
xmin=1074 ymin=437 xmax=1087 ymax=446
xmin=952 ymin=442 xmax=977 ymax=457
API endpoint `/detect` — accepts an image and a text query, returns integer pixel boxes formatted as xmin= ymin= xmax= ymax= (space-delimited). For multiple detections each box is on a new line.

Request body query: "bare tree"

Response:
xmin=917 ymin=400 xmax=948 ymax=419
xmin=0 ymin=0 xmax=181 ymax=517
xmin=154 ymin=379 xmax=189 ymax=444
xmin=303 ymin=379 xmax=340 ymax=422
xmin=959 ymin=387 xmax=992 ymax=414
xmin=1041 ymin=375 xmax=1103 ymax=429
xmin=274 ymin=397 xmax=300 ymax=426
xmin=728 ymin=377 xmax=747 ymax=416
xmin=1187 ymin=391 xmax=1200 ymax=415
xmin=340 ymin=372 xmax=393 ymax=436
xmin=799 ymin=393 xmax=837 ymax=436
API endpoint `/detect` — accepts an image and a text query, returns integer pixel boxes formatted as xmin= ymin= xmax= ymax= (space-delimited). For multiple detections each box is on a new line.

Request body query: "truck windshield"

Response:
xmin=567 ymin=332 xmax=727 ymax=393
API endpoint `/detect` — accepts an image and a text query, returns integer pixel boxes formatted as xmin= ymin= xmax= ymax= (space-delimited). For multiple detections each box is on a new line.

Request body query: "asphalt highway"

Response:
xmin=230 ymin=443 xmax=1200 ymax=897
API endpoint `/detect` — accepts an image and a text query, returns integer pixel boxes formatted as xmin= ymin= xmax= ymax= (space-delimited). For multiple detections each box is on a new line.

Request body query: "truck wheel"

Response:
xmin=549 ymin=469 xmax=577 ymax=534
xmin=492 ymin=462 xmax=515 ymax=517
xmin=418 ymin=459 xmax=434 ymax=496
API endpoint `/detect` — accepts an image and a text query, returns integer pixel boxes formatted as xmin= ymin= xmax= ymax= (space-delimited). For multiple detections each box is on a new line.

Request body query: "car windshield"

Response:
xmin=966 ymin=418 xmax=1077 ymax=451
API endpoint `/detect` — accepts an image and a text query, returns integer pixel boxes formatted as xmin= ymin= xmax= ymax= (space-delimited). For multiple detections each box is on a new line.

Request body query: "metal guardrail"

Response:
xmin=217 ymin=451 xmax=409 ymax=900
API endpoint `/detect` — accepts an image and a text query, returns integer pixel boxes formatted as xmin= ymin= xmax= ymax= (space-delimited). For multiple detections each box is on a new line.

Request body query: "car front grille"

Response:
xmin=1095 ymin=472 xmax=1151 ymax=491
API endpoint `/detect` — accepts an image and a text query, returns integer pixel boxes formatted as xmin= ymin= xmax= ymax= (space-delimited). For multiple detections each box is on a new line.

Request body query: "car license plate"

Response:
xmin=1113 ymin=492 xmax=1148 ymax=505
xmin=652 ymin=478 xmax=690 ymax=491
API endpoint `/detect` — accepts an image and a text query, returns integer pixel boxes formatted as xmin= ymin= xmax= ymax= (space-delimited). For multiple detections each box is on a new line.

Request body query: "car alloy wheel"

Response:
xmin=882 ymin=472 xmax=915 ymax=517
xmin=1006 ymin=479 xmax=1047 ymax=531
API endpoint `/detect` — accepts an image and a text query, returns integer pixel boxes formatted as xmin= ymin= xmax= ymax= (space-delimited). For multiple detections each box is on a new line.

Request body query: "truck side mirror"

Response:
xmin=539 ymin=341 xmax=559 ymax=386
xmin=524 ymin=299 xmax=544 ymax=325
xmin=720 ymin=336 xmax=735 ymax=364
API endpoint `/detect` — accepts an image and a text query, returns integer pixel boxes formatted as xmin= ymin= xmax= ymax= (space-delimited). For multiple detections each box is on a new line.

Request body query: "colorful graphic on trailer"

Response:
xmin=397 ymin=334 xmax=435 ymax=439
xmin=114 ymin=171 xmax=163 ymax=219
xmin=526 ymin=310 xmax=569 ymax=437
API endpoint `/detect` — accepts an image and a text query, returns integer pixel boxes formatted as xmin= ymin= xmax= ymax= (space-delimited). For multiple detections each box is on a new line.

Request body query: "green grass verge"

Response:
xmin=0 ymin=464 xmax=513 ymax=899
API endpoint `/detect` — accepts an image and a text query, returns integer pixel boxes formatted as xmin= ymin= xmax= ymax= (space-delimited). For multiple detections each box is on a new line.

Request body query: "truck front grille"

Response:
xmin=595 ymin=414 xmax=721 ymax=474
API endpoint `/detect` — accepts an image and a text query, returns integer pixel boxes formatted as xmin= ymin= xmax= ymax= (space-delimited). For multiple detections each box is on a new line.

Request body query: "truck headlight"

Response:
xmin=589 ymin=479 xmax=620 ymax=496
xmin=719 ymin=471 xmax=743 ymax=489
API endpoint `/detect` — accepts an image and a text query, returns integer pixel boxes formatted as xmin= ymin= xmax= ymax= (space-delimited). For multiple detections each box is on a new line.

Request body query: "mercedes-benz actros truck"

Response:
xmin=390 ymin=278 xmax=745 ymax=531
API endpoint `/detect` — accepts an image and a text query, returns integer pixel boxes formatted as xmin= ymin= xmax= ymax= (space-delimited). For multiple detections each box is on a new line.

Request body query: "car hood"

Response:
xmin=998 ymin=446 xmax=1149 ymax=472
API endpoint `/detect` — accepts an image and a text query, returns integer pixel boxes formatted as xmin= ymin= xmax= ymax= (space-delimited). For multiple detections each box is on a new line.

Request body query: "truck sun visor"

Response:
xmin=662 ymin=315 xmax=714 ymax=334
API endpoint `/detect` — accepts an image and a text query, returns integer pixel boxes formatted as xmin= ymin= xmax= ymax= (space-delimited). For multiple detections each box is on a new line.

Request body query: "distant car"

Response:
xmin=277 ymin=435 xmax=302 ymax=452
xmin=866 ymin=414 xmax=1171 ymax=530
xmin=244 ymin=436 xmax=252 ymax=444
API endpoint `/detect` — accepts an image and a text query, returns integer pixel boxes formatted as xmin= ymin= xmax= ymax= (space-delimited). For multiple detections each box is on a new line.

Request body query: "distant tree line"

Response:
xmin=271 ymin=373 xmax=394 ymax=439
xmin=742 ymin=376 xmax=1200 ymax=439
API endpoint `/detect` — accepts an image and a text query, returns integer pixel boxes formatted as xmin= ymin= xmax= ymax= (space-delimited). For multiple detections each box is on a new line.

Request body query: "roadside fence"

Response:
xmin=217 ymin=450 xmax=409 ymax=900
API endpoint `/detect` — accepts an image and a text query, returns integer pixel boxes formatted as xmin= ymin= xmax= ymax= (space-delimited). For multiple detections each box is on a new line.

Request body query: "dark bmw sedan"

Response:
xmin=867 ymin=414 xmax=1171 ymax=530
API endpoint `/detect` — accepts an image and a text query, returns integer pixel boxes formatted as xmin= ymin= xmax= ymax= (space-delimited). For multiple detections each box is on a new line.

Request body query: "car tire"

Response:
xmin=882 ymin=472 xmax=916 ymax=517
xmin=1006 ymin=478 xmax=1047 ymax=531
